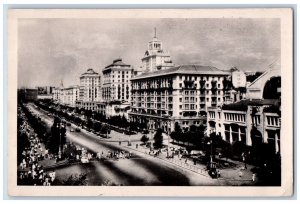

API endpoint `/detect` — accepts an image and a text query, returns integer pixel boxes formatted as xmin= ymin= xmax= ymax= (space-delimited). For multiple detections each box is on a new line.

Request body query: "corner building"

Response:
xmin=207 ymin=66 xmax=281 ymax=154
xmin=129 ymin=65 xmax=231 ymax=133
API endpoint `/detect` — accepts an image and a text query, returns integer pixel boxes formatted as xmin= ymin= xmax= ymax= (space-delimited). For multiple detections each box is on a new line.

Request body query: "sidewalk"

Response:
xmin=121 ymin=139 xmax=255 ymax=185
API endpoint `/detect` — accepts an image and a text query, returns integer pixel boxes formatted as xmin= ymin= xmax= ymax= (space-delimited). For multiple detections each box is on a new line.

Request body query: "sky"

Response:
xmin=18 ymin=18 xmax=280 ymax=88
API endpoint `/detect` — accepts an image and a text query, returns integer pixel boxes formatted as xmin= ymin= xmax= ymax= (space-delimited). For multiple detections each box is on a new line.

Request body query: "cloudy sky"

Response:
xmin=18 ymin=18 xmax=280 ymax=88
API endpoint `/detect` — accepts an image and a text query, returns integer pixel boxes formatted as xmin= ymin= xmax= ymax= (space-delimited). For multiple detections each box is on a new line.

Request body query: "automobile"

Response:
xmin=75 ymin=128 xmax=81 ymax=132
xmin=208 ymin=162 xmax=218 ymax=179
xmin=47 ymin=113 xmax=51 ymax=116
xmin=66 ymin=123 xmax=71 ymax=126
xmin=81 ymin=156 xmax=89 ymax=163
xmin=70 ymin=128 xmax=74 ymax=132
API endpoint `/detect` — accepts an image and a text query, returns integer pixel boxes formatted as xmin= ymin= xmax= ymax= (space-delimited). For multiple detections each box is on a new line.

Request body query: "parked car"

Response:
xmin=75 ymin=128 xmax=81 ymax=132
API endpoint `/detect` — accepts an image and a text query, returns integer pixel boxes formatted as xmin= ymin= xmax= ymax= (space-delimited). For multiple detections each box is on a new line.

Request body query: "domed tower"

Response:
xmin=141 ymin=28 xmax=174 ymax=73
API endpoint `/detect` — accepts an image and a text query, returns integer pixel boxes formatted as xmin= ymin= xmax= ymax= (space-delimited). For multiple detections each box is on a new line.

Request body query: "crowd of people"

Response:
xmin=17 ymin=106 xmax=57 ymax=186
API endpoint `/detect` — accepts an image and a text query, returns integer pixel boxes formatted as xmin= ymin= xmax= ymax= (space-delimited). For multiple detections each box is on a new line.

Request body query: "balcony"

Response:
xmin=199 ymin=80 xmax=206 ymax=89
xmin=182 ymin=111 xmax=197 ymax=117
xmin=211 ymin=101 xmax=217 ymax=107
xmin=211 ymin=80 xmax=218 ymax=90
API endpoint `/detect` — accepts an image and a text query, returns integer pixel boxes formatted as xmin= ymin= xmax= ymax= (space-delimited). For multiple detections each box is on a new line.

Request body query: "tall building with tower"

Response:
xmin=141 ymin=28 xmax=174 ymax=73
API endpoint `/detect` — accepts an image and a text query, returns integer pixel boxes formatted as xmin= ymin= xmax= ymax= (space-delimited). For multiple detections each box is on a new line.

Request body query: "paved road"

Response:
xmin=26 ymin=103 xmax=224 ymax=186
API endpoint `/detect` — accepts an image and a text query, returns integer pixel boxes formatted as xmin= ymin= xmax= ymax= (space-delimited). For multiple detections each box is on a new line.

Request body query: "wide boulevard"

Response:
xmin=27 ymin=103 xmax=227 ymax=186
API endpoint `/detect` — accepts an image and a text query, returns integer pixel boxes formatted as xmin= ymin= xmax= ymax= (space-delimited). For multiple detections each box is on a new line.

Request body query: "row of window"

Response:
xmin=224 ymin=113 xmax=246 ymax=123
xmin=266 ymin=116 xmax=280 ymax=127
xmin=178 ymin=83 xmax=221 ymax=89
xmin=179 ymin=76 xmax=224 ymax=81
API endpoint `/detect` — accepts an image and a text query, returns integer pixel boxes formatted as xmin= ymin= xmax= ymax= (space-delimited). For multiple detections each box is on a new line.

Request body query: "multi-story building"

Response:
xmin=76 ymin=68 xmax=101 ymax=111
xmin=36 ymin=86 xmax=55 ymax=100
xmin=221 ymin=67 xmax=247 ymax=104
xmin=36 ymin=86 xmax=55 ymax=95
xmin=52 ymin=87 xmax=60 ymax=102
xmin=102 ymin=58 xmax=134 ymax=102
xmin=99 ymin=58 xmax=134 ymax=118
xmin=129 ymin=65 xmax=231 ymax=133
xmin=140 ymin=29 xmax=174 ymax=73
xmin=230 ymin=67 xmax=247 ymax=88
xmin=52 ymin=86 xmax=79 ymax=107
xmin=207 ymin=67 xmax=281 ymax=154
xmin=61 ymin=86 xmax=80 ymax=107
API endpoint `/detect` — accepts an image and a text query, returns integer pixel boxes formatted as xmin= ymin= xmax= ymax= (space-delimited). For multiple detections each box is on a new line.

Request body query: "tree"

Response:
xmin=174 ymin=122 xmax=182 ymax=133
xmin=140 ymin=134 xmax=149 ymax=144
xmin=48 ymin=117 xmax=67 ymax=154
xmin=94 ymin=121 xmax=101 ymax=132
xmin=86 ymin=118 xmax=93 ymax=130
xmin=153 ymin=128 xmax=163 ymax=149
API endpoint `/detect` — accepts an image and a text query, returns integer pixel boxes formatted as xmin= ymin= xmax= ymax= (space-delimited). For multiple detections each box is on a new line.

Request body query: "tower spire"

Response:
xmin=60 ymin=79 xmax=64 ymax=88
xmin=154 ymin=27 xmax=156 ymax=38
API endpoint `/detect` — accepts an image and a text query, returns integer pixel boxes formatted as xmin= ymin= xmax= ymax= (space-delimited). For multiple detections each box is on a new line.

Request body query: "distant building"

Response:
xmin=230 ymin=67 xmax=246 ymax=88
xmin=129 ymin=65 xmax=231 ymax=133
xmin=141 ymin=29 xmax=174 ymax=73
xmin=221 ymin=67 xmax=247 ymax=104
xmin=36 ymin=86 xmax=55 ymax=95
xmin=53 ymin=85 xmax=79 ymax=107
xmin=61 ymin=86 xmax=80 ymax=107
xmin=76 ymin=68 xmax=101 ymax=111
xmin=18 ymin=88 xmax=38 ymax=102
xmin=53 ymin=87 xmax=60 ymax=102
xmin=36 ymin=86 xmax=55 ymax=100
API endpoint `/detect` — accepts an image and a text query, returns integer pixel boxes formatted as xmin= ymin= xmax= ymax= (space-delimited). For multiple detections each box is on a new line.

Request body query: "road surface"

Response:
xmin=27 ymin=103 xmax=223 ymax=186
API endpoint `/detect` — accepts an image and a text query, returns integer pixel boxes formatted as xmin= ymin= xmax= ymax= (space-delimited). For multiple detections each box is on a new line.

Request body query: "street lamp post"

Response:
xmin=57 ymin=120 xmax=66 ymax=160
xmin=58 ymin=123 xmax=62 ymax=159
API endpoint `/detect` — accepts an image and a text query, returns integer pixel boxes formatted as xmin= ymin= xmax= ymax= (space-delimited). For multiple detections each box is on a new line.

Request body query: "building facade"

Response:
xmin=61 ymin=86 xmax=80 ymax=107
xmin=207 ymin=67 xmax=281 ymax=154
xmin=76 ymin=68 xmax=101 ymax=111
xmin=129 ymin=65 xmax=231 ymax=133
xmin=207 ymin=99 xmax=281 ymax=154
xmin=102 ymin=58 xmax=134 ymax=102
xmin=100 ymin=58 xmax=134 ymax=118
xmin=140 ymin=30 xmax=174 ymax=73
xmin=52 ymin=88 xmax=60 ymax=102
xmin=231 ymin=68 xmax=247 ymax=88
xmin=52 ymin=86 xmax=79 ymax=107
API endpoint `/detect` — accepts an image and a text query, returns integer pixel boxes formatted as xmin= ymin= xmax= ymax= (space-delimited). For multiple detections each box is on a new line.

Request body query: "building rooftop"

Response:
xmin=104 ymin=58 xmax=131 ymax=69
xmin=222 ymin=99 xmax=280 ymax=111
xmin=132 ymin=64 xmax=230 ymax=80
xmin=81 ymin=68 xmax=99 ymax=76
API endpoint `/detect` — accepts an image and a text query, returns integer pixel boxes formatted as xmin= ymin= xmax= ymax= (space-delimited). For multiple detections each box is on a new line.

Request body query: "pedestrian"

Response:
xmin=217 ymin=170 xmax=221 ymax=178
xmin=252 ymin=173 xmax=256 ymax=182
